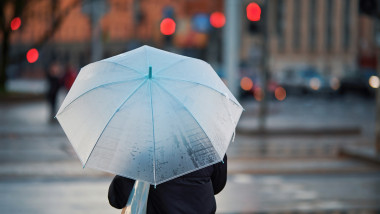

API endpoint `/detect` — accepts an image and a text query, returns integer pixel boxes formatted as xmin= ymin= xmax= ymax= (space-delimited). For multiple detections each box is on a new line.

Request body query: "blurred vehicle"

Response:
xmin=278 ymin=67 xmax=339 ymax=95
xmin=338 ymin=68 xmax=377 ymax=96
xmin=239 ymin=75 xmax=286 ymax=101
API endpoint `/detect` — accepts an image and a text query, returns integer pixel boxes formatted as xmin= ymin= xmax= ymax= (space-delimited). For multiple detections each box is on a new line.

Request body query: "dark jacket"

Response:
xmin=108 ymin=155 xmax=227 ymax=214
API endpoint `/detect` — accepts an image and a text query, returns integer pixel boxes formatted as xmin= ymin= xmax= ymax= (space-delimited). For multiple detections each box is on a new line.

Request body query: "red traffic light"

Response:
xmin=160 ymin=18 xmax=176 ymax=35
xmin=26 ymin=48 xmax=39 ymax=63
xmin=10 ymin=17 xmax=21 ymax=31
xmin=210 ymin=12 xmax=225 ymax=28
xmin=246 ymin=2 xmax=261 ymax=21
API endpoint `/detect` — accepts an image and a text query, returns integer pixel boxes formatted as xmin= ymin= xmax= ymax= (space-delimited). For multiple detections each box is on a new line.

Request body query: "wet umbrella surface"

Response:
xmin=56 ymin=45 xmax=243 ymax=185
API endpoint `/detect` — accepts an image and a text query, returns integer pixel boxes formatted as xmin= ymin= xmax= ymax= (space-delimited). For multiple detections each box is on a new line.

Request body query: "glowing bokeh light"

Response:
xmin=160 ymin=18 xmax=176 ymax=35
xmin=254 ymin=88 xmax=263 ymax=101
xmin=369 ymin=76 xmax=380 ymax=89
xmin=10 ymin=17 xmax=21 ymax=31
xmin=246 ymin=2 xmax=261 ymax=21
xmin=309 ymin=78 xmax=321 ymax=90
xmin=330 ymin=77 xmax=340 ymax=90
xmin=193 ymin=14 xmax=211 ymax=32
xmin=210 ymin=12 xmax=226 ymax=28
xmin=240 ymin=77 xmax=253 ymax=91
xmin=275 ymin=87 xmax=286 ymax=101
xmin=26 ymin=48 xmax=39 ymax=63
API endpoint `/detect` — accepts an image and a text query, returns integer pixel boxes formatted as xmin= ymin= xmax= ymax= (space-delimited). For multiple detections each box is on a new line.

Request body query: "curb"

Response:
xmin=227 ymin=157 xmax=380 ymax=175
xmin=338 ymin=146 xmax=380 ymax=165
xmin=236 ymin=127 xmax=361 ymax=136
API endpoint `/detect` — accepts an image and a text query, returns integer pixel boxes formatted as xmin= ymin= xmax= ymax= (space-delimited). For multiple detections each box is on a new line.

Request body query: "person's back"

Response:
xmin=108 ymin=155 xmax=227 ymax=214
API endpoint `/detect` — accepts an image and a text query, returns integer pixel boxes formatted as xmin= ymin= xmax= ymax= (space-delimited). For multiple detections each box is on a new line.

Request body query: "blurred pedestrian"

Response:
xmin=46 ymin=61 xmax=64 ymax=121
xmin=63 ymin=63 xmax=78 ymax=91
xmin=108 ymin=155 xmax=227 ymax=214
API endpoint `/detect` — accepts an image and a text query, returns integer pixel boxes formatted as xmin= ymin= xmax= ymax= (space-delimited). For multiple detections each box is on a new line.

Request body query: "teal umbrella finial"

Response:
xmin=149 ymin=66 xmax=152 ymax=79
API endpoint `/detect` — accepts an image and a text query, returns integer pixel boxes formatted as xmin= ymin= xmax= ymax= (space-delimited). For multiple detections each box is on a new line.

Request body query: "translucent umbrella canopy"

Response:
xmin=56 ymin=45 xmax=243 ymax=185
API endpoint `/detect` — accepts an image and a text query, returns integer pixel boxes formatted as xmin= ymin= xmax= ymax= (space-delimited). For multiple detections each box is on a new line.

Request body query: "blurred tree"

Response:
xmin=0 ymin=0 xmax=83 ymax=92
xmin=0 ymin=0 xmax=26 ymax=92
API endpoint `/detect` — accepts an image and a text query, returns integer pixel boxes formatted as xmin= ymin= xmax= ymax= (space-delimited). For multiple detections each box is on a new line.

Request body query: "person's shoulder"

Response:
xmin=179 ymin=165 xmax=214 ymax=179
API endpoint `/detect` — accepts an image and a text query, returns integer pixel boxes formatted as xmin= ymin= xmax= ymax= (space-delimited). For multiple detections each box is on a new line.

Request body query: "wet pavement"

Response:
xmin=1 ymin=173 xmax=380 ymax=214
xmin=0 ymin=95 xmax=380 ymax=213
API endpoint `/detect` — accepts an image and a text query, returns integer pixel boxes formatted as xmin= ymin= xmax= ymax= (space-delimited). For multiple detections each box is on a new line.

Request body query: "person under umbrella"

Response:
xmin=108 ymin=155 xmax=227 ymax=213
xmin=46 ymin=61 xmax=64 ymax=121
xmin=56 ymin=46 xmax=242 ymax=213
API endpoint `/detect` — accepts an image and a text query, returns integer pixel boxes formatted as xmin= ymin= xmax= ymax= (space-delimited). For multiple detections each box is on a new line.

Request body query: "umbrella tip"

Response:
xmin=149 ymin=66 xmax=152 ymax=79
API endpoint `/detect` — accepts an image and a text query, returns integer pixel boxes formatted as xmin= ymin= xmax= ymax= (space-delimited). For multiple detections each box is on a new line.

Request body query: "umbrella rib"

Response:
xmin=101 ymin=60 xmax=145 ymax=76
xmin=145 ymin=47 xmax=156 ymax=185
xmin=154 ymin=58 xmax=191 ymax=76
xmin=83 ymin=79 xmax=148 ymax=168
xmin=56 ymin=77 xmax=145 ymax=116
xmin=153 ymin=81 xmax=223 ymax=161
xmin=154 ymin=76 xmax=241 ymax=107
xmin=148 ymin=81 xmax=157 ymax=186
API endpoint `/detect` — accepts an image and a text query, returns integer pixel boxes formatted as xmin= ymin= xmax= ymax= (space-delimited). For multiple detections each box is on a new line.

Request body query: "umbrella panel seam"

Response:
xmin=100 ymin=60 xmax=145 ymax=76
xmin=154 ymin=58 xmax=191 ymax=76
xmin=153 ymin=80 xmax=223 ymax=162
xmin=154 ymin=76 xmax=242 ymax=108
xmin=56 ymin=77 xmax=145 ymax=116
xmin=82 ymin=79 xmax=148 ymax=168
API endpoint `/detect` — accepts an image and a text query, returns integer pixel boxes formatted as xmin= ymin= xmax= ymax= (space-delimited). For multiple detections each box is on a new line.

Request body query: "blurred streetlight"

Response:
xmin=81 ymin=0 xmax=108 ymax=62
xmin=254 ymin=88 xmax=263 ymax=101
xmin=246 ymin=3 xmax=261 ymax=34
xmin=246 ymin=2 xmax=261 ymax=21
xmin=246 ymin=1 xmax=268 ymax=131
xmin=10 ymin=17 xmax=21 ymax=31
xmin=275 ymin=87 xmax=286 ymax=101
xmin=309 ymin=78 xmax=321 ymax=91
xmin=210 ymin=12 xmax=225 ymax=28
xmin=26 ymin=48 xmax=39 ymax=63
xmin=223 ymin=0 xmax=240 ymax=97
xmin=160 ymin=18 xmax=176 ymax=36
xmin=240 ymin=77 xmax=253 ymax=91
xmin=369 ymin=76 xmax=380 ymax=88
xmin=330 ymin=77 xmax=340 ymax=91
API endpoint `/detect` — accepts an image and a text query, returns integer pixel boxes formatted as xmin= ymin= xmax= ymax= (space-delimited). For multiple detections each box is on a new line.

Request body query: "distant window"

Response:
xmin=309 ymin=0 xmax=317 ymax=52
xmin=276 ymin=0 xmax=286 ymax=52
xmin=293 ymin=0 xmax=301 ymax=51
xmin=326 ymin=0 xmax=333 ymax=52
xmin=343 ymin=0 xmax=351 ymax=51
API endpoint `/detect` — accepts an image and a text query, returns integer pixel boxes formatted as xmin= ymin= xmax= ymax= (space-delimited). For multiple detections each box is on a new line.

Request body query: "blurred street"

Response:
xmin=1 ymin=0 xmax=380 ymax=213
xmin=1 ymin=95 xmax=379 ymax=214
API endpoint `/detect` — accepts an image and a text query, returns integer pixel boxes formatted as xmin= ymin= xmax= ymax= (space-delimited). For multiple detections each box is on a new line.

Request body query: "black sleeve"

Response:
xmin=211 ymin=154 xmax=227 ymax=195
xmin=108 ymin=175 xmax=135 ymax=209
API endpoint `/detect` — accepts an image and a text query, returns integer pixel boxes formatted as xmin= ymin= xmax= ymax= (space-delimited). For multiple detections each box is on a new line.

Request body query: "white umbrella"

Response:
xmin=56 ymin=45 xmax=243 ymax=185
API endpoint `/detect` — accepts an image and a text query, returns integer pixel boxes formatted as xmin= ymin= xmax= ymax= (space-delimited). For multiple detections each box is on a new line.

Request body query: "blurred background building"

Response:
xmin=3 ymin=0 xmax=224 ymax=80
xmin=2 ymin=0 xmax=377 ymax=89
